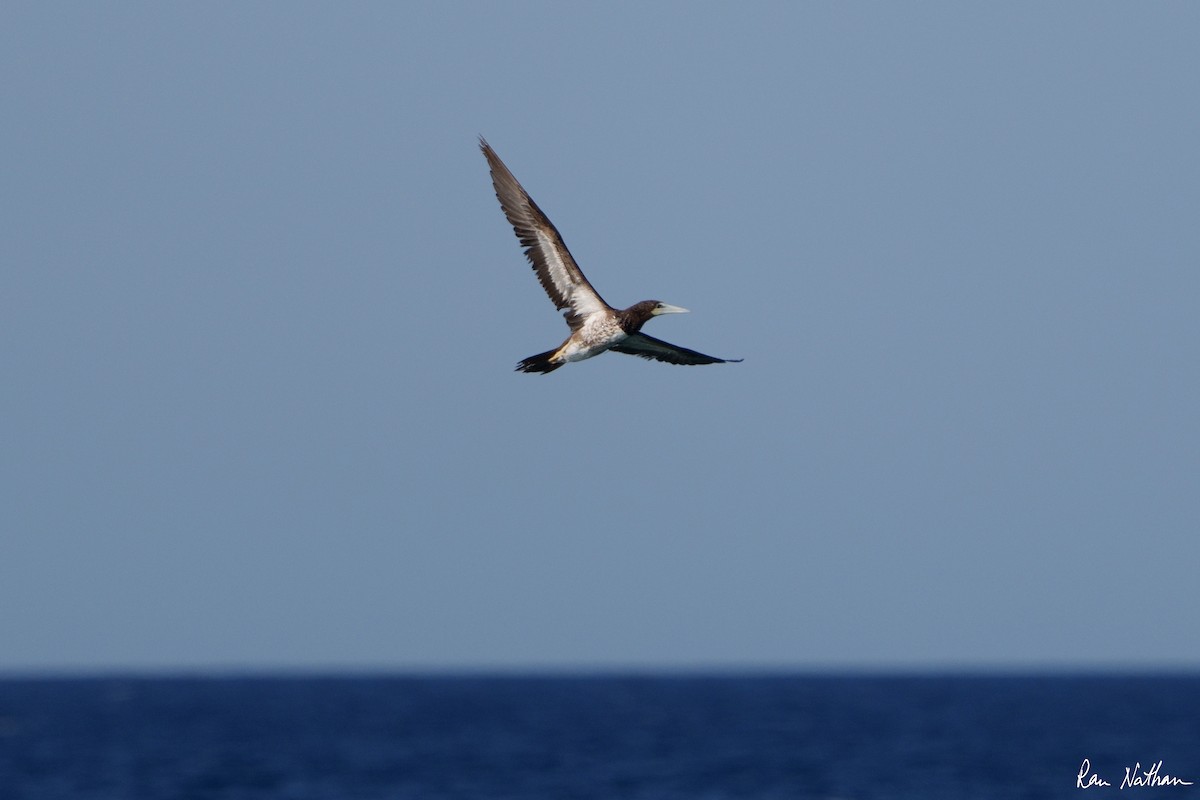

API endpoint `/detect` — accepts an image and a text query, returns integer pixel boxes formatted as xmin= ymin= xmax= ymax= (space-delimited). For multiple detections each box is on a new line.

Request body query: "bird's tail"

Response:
xmin=516 ymin=349 xmax=563 ymax=374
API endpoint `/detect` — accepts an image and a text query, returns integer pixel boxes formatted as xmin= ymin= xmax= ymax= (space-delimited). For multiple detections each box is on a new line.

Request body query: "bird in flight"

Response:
xmin=481 ymin=138 xmax=741 ymax=374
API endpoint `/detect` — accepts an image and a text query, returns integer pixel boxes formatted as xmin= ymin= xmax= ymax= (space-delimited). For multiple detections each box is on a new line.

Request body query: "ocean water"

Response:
xmin=1 ymin=674 xmax=1197 ymax=799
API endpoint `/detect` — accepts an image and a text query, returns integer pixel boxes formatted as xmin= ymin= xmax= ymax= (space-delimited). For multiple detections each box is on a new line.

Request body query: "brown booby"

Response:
xmin=481 ymin=139 xmax=742 ymax=374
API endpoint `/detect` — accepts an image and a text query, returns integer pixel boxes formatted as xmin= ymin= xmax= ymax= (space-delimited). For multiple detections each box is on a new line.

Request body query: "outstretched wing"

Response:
xmin=481 ymin=138 xmax=611 ymax=331
xmin=611 ymin=333 xmax=742 ymax=366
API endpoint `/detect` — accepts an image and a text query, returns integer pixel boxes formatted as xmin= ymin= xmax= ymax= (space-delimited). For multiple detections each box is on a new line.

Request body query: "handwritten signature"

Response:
xmin=1078 ymin=759 xmax=1194 ymax=789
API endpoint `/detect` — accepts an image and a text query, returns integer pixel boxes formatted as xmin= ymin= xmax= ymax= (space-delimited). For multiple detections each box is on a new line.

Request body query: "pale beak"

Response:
xmin=653 ymin=304 xmax=690 ymax=315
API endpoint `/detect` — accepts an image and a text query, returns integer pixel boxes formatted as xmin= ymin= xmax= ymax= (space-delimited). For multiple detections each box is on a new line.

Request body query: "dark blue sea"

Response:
xmin=1 ymin=674 xmax=1197 ymax=799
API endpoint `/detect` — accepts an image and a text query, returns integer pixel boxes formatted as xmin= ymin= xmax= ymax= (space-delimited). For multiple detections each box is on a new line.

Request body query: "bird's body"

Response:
xmin=480 ymin=139 xmax=740 ymax=373
xmin=546 ymin=314 xmax=625 ymax=366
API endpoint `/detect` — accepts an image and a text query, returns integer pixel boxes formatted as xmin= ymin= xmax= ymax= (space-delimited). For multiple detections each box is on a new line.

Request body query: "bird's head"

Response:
xmin=619 ymin=300 xmax=689 ymax=333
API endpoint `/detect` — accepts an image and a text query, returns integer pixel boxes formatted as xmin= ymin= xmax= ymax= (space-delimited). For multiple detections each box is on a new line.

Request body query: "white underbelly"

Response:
xmin=558 ymin=318 xmax=627 ymax=362
xmin=560 ymin=338 xmax=616 ymax=362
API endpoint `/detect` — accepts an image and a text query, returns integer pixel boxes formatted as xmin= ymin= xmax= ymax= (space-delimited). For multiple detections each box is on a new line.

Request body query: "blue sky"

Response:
xmin=2 ymin=2 xmax=1198 ymax=672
